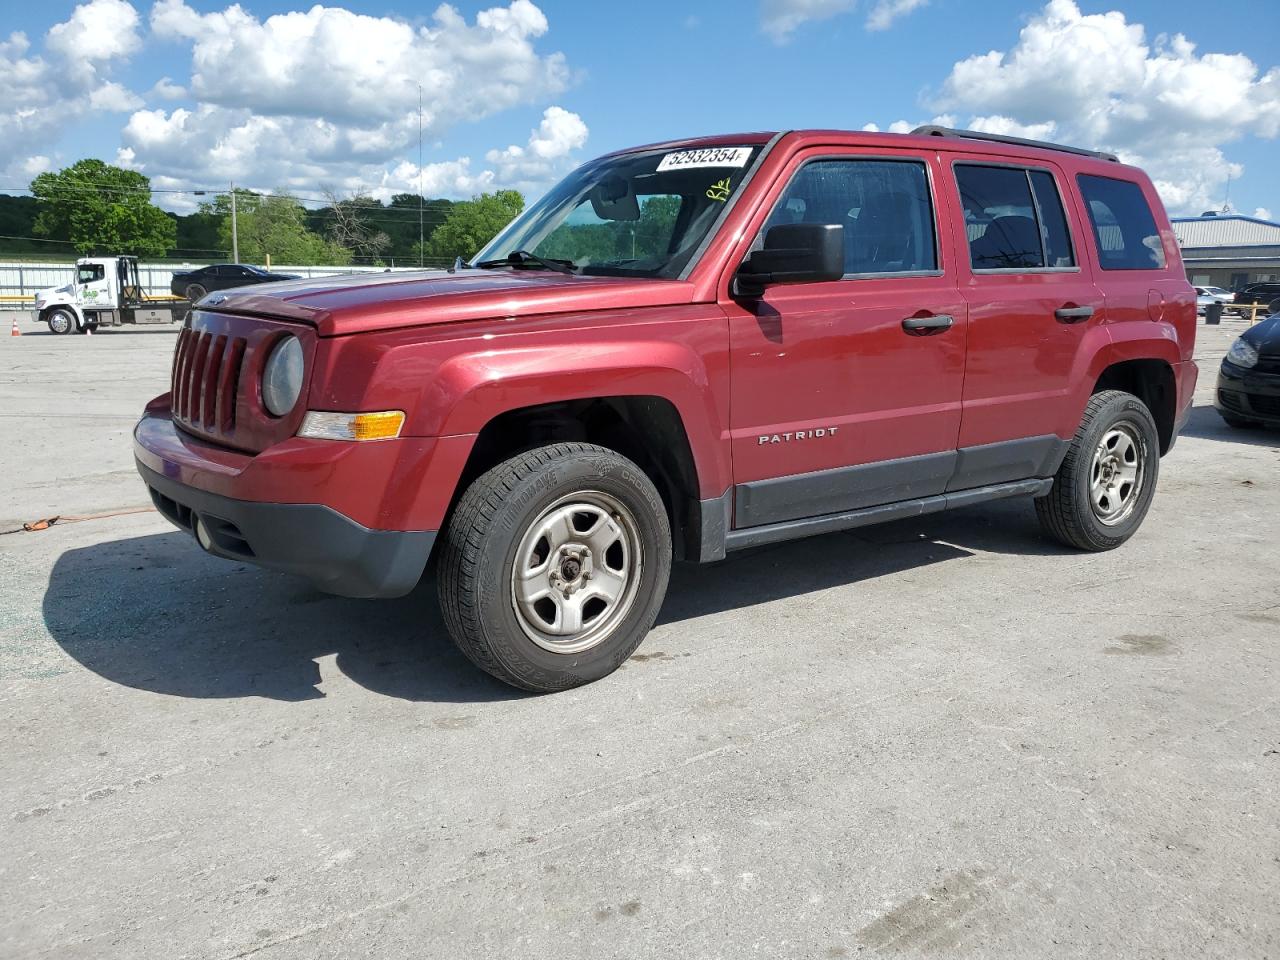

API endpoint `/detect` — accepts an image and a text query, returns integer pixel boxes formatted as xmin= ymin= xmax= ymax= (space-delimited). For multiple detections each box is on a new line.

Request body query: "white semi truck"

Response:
xmin=34 ymin=256 xmax=189 ymax=334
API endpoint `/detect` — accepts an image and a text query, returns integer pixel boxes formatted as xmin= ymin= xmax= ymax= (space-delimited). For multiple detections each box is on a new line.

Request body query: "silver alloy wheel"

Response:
xmin=510 ymin=490 xmax=643 ymax=654
xmin=47 ymin=310 xmax=72 ymax=334
xmin=1090 ymin=420 xmax=1145 ymax=526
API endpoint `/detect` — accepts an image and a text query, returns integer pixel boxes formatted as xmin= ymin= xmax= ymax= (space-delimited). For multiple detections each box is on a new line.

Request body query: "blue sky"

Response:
xmin=2 ymin=0 xmax=1277 ymax=217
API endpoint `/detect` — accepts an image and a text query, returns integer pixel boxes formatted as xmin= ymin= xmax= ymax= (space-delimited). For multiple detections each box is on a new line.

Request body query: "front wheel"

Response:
xmin=438 ymin=443 xmax=672 ymax=692
xmin=46 ymin=309 xmax=75 ymax=335
xmin=1035 ymin=390 xmax=1160 ymax=551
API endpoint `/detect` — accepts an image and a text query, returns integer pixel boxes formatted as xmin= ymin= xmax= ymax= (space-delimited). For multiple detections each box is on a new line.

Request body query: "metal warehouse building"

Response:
xmin=1173 ymin=213 xmax=1280 ymax=290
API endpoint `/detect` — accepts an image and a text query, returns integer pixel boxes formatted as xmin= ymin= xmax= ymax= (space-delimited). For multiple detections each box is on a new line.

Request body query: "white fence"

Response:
xmin=0 ymin=260 xmax=410 ymax=303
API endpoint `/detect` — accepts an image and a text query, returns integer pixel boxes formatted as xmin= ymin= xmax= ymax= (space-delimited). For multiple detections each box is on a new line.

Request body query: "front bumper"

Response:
xmin=140 ymin=462 xmax=434 ymax=598
xmin=132 ymin=402 xmax=473 ymax=598
xmin=1216 ymin=360 xmax=1280 ymax=425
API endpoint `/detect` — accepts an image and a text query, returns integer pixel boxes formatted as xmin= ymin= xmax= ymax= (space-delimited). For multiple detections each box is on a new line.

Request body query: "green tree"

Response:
xmin=30 ymin=159 xmax=176 ymax=257
xmin=423 ymin=190 xmax=524 ymax=264
xmin=205 ymin=189 xmax=350 ymax=266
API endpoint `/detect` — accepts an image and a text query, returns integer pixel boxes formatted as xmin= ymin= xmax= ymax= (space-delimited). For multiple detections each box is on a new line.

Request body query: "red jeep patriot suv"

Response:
xmin=135 ymin=127 xmax=1197 ymax=692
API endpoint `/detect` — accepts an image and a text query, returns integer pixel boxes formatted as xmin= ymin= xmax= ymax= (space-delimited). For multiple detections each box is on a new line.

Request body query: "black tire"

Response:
xmin=185 ymin=283 xmax=207 ymax=302
xmin=1035 ymin=390 xmax=1161 ymax=551
xmin=438 ymin=442 xmax=672 ymax=692
xmin=1219 ymin=412 xmax=1263 ymax=430
xmin=46 ymin=308 xmax=75 ymax=335
xmin=1269 ymin=298 xmax=1280 ymax=315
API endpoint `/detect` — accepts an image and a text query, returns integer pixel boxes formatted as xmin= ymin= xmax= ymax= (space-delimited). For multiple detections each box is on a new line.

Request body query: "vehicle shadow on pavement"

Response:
xmin=42 ymin=530 xmax=518 ymax=704
xmin=44 ymin=497 xmax=1065 ymax=702
xmin=1178 ymin=403 xmax=1279 ymax=447
xmin=661 ymin=495 xmax=1068 ymax=624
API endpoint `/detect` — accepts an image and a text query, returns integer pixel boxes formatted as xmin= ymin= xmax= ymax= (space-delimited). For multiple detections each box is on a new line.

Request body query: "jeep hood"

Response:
xmin=199 ymin=268 xmax=699 ymax=336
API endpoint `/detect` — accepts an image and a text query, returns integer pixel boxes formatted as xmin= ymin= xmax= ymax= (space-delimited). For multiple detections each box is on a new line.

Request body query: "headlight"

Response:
xmin=261 ymin=336 xmax=304 ymax=416
xmin=1225 ymin=337 xmax=1259 ymax=369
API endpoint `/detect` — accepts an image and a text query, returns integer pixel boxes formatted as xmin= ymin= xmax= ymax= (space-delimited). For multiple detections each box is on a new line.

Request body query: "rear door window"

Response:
xmin=1077 ymin=174 xmax=1167 ymax=270
xmin=765 ymin=159 xmax=938 ymax=276
xmin=955 ymin=164 xmax=1076 ymax=270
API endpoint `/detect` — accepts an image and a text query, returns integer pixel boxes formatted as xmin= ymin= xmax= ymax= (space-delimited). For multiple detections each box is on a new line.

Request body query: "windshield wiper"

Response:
xmin=473 ymin=250 xmax=577 ymax=274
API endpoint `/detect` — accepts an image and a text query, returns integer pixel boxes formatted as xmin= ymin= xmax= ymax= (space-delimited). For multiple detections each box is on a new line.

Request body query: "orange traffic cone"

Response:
xmin=10 ymin=317 xmax=19 ymax=337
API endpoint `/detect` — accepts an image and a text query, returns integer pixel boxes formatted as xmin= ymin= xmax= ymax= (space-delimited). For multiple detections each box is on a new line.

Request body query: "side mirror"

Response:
xmin=735 ymin=223 xmax=844 ymax=296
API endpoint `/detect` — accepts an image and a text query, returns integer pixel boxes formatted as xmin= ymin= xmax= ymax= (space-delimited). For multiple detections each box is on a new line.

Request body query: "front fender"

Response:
xmin=307 ymin=307 xmax=733 ymax=499
xmin=428 ymin=340 xmax=730 ymax=498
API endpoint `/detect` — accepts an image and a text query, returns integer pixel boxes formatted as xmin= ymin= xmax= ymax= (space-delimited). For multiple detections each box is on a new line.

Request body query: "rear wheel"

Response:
xmin=438 ymin=442 xmax=672 ymax=692
xmin=185 ymin=283 xmax=207 ymax=302
xmin=1036 ymin=390 xmax=1160 ymax=551
xmin=46 ymin=309 xmax=74 ymax=335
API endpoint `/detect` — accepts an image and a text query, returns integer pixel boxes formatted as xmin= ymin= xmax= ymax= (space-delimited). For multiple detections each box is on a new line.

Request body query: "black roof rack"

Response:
xmin=911 ymin=125 xmax=1119 ymax=163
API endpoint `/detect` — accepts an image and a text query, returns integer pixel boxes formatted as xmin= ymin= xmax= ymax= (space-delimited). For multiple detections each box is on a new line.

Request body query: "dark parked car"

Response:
xmin=1232 ymin=282 xmax=1280 ymax=314
xmin=170 ymin=264 xmax=301 ymax=301
xmin=1216 ymin=314 xmax=1280 ymax=428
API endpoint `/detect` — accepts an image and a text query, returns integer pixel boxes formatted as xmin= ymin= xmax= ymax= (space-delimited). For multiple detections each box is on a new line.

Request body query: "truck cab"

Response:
xmin=36 ymin=256 xmax=187 ymax=334
xmin=133 ymin=127 xmax=1198 ymax=692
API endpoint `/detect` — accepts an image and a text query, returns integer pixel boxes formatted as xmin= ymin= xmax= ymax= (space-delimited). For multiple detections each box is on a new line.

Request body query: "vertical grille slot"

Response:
xmin=185 ymin=332 xmax=211 ymax=425
xmin=216 ymin=337 xmax=246 ymax=433
xmin=200 ymin=335 xmax=227 ymax=427
xmin=171 ymin=327 xmax=190 ymax=411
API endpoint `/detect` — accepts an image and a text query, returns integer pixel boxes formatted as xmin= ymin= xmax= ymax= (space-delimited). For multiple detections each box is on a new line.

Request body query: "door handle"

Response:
xmin=901 ymin=314 xmax=954 ymax=335
xmin=1055 ymin=305 xmax=1095 ymax=323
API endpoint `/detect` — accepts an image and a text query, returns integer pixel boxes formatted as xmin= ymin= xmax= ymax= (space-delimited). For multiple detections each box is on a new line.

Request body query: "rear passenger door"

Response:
xmin=943 ymin=157 xmax=1102 ymax=488
xmin=724 ymin=148 xmax=967 ymax=527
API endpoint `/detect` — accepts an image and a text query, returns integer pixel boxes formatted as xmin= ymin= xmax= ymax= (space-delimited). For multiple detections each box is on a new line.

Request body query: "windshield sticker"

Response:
xmin=705 ymin=178 xmax=733 ymax=202
xmin=657 ymin=147 xmax=753 ymax=172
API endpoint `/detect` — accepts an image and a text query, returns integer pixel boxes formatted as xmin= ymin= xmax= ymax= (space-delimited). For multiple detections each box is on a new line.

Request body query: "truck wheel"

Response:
xmin=185 ymin=283 xmax=207 ymax=302
xmin=46 ymin=309 xmax=75 ymax=335
xmin=1035 ymin=390 xmax=1160 ymax=551
xmin=438 ymin=442 xmax=672 ymax=692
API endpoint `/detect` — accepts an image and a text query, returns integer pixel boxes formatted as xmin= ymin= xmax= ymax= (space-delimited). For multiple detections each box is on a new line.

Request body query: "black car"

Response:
xmin=1232 ymin=282 xmax=1280 ymax=313
xmin=1216 ymin=313 xmax=1280 ymax=428
xmin=170 ymin=263 xmax=301 ymax=301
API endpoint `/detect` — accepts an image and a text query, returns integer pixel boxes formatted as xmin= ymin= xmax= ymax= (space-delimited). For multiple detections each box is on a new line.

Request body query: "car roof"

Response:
xmin=606 ymin=128 xmax=1131 ymax=176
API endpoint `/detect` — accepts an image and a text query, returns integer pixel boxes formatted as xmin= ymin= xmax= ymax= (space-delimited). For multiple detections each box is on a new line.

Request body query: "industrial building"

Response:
xmin=1173 ymin=213 xmax=1280 ymax=290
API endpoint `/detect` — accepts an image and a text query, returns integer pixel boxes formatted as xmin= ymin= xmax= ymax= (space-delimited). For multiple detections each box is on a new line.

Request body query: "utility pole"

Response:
xmin=418 ymin=83 xmax=424 ymax=269
xmin=230 ymin=182 xmax=240 ymax=263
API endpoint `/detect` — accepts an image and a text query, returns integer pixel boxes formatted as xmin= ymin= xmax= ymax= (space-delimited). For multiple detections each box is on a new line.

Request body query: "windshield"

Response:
xmin=77 ymin=264 xmax=105 ymax=284
xmin=474 ymin=145 xmax=764 ymax=278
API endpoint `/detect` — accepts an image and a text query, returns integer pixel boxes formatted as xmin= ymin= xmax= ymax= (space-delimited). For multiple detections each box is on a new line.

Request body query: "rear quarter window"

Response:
xmin=1077 ymin=174 xmax=1167 ymax=271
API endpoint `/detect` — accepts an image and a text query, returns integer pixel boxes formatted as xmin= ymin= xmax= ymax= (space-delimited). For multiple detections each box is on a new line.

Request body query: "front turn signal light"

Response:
xmin=298 ymin=410 xmax=406 ymax=441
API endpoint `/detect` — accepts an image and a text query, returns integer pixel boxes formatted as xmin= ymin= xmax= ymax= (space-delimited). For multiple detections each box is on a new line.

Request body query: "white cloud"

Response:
xmin=760 ymin=0 xmax=923 ymax=41
xmin=1256 ymin=208 xmax=1274 ymax=222
xmin=150 ymin=76 xmax=187 ymax=100
xmin=966 ymin=115 xmax=1058 ymax=141
xmin=865 ymin=0 xmax=928 ymax=31
xmin=149 ymin=0 xmax=566 ymax=129
xmin=89 ymin=81 xmax=144 ymax=112
xmin=0 ymin=3 xmax=143 ymax=164
xmin=933 ymin=0 xmax=1280 ymax=214
xmin=46 ymin=0 xmax=141 ymax=63
xmin=122 ymin=102 xmax=589 ymax=205
xmin=121 ymin=1 xmax=584 ymax=205
xmin=761 ymin=0 xmax=856 ymax=42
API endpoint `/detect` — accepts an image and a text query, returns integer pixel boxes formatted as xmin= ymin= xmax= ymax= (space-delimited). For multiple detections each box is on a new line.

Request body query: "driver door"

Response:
xmin=77 ymin=262 xmax=113 ymax=309
xmin=722 ymin=148 xmax=967 ymax=528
